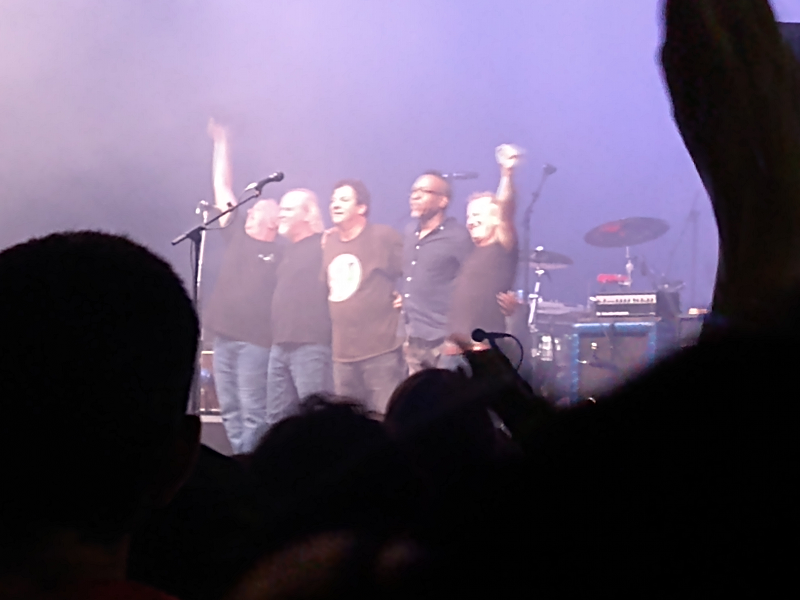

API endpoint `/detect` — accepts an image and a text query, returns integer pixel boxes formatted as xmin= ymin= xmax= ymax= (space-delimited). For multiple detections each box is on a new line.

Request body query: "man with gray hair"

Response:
xmin=263 ymin=187 xmax=333 ymax=433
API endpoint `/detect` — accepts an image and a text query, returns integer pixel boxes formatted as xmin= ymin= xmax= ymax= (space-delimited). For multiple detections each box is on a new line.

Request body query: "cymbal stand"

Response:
xmin=624 ymin=246 xmax=634 ymax=287
xmin=522 ymin=165 xmax=556 ymax=300
xmin=528 ymin=267 xmax=546 ymax=331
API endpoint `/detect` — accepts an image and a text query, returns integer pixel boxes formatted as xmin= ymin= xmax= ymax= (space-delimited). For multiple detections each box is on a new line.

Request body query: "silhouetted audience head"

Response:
xmin=249 ymin=395 xmax=417 ymax=548
xmin=384 ymin=368 xmax=500 ymax=486
xmin=0 ymin=232 xmax=200 ymax=581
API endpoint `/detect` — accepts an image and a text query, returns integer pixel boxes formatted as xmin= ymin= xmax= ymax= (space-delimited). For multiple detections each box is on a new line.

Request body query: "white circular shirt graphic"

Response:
xmin=327 ymin=253 xmax=362 ymax=302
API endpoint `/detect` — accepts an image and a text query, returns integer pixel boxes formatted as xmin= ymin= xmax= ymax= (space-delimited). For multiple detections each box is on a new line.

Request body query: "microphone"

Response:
xmin=441 ymin=172 xmax=479 ymax=180
xmin=543 ymin=164 xmax=557 ymax=175
xmin=472 ymin=328 xmax=525 ymax=368
xmin=244 ymin=171 xmax=285 ymax=193
xmin=472 ymin=328 xmax=513 ymax=348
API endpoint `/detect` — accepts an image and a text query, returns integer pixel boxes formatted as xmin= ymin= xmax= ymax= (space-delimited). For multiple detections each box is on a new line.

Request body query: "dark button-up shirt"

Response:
xmin=401 ymin=217 xmax=473 ymax=341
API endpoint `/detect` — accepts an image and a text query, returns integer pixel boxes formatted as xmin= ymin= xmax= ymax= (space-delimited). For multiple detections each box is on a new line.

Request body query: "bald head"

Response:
xmin=245 ymin=198 xmax=280 ymax=242
xmin=466 ymin=192 xmax=500 ymax=246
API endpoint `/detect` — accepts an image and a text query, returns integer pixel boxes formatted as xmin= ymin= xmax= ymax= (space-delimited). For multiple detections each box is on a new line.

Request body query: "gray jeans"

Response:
xmin=333 ymin=348 xmax=405 ymax=415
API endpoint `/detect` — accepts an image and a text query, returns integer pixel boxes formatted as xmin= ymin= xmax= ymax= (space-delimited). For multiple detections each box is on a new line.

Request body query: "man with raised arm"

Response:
xmin=204 ymin=119 xmax=282 ymax=455
xmin=400 ymin=171 xmax=474 ymax=374
xmin=323 ymin=179 xmax=404 ymax=415
xmin=445 ymin=146 xmax=520 ymax=355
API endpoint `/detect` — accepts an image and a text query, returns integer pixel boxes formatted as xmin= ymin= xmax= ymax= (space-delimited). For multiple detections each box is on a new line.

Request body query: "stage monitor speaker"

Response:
xmin=678 ymin=313 xmax=704 ymax=348
xmin=568 ymin=319 xmax=676 ymax=401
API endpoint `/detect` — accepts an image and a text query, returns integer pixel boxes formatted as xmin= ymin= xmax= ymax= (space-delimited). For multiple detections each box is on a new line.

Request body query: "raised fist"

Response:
xmin=207 ymin=118 xmax=228 ymax=142
xmin=495 ymin=144 xmax=522 ymax=171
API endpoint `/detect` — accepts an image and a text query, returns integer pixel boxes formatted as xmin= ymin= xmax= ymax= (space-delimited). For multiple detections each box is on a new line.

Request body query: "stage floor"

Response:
xmin=200 ymin=414 xmax=233 ymax=456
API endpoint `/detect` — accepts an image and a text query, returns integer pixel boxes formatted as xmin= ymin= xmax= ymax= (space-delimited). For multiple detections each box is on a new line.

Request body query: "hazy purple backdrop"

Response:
xmin=2 ymin=0 xmax=798 ymax=307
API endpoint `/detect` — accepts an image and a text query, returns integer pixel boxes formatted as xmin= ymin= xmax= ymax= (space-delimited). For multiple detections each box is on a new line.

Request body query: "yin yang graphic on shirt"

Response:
xmin=327 ymin=253 xmax=362 ymax=302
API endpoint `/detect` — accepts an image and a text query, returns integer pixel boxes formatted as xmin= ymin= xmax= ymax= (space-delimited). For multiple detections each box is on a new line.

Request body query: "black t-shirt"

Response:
xmin=448 ymin=241 xmax=518 ymax=340
xmin=323 ymin=223 xmax=403 ymax=362
xmin=203 ymin=217 xmax=282 ymax=348
xmin=271 ymin=233 xmax=332 ymax=346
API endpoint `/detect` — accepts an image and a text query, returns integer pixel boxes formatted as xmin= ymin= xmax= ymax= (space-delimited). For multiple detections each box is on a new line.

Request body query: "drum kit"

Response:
xmin=519 ymin=216 xmax=674 ymax=400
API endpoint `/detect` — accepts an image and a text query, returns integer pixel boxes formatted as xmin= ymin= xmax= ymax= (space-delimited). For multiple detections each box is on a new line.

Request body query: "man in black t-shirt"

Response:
xmin=204 ymin=121 xmax=282 ymax=454
xmin=263 ymin=188 xmax=333 ymax=433
xmin=323 ymin=179 xmax=404 ymax=414
xmin=446 ymin=145 xmax=520 ymax=358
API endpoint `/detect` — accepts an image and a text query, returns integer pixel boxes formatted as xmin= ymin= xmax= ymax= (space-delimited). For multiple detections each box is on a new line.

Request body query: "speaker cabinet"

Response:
xmin=566 ymin=319 xmax=677 ymax=401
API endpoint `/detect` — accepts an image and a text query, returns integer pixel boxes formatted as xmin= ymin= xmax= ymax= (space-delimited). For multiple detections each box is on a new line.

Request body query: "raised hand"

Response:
xmin=391 ymin=291 xmax=402 ymax=310
xmin=661 ymin=0 xmax=800 ymax=331
xmin=497 ymin=291 xmax=522 ymax=317
xmin=495 ymin=144 xmax=522 ymax=174
xmin=461 ymin=346 xmax=554 ymax=447
xmin=207 ymin=117 xmax=228 ymax=143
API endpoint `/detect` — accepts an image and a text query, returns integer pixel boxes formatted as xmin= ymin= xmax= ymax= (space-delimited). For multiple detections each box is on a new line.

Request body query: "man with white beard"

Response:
xmin=262 ymin=188 xmax=333 ymax=433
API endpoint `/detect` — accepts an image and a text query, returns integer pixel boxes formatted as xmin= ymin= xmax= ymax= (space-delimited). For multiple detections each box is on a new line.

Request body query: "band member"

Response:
xmin=401 ymin=171 xmax=474 ymax=374
xmin=204 ymin=120 xmax=282 ymax=454
xmin=323 ymin=179 xmax=404 ymax=414
xmin=446 ymin=146 xmax=520 ymax=354
xmin=263 ymin=188 xmax=333 ymax=432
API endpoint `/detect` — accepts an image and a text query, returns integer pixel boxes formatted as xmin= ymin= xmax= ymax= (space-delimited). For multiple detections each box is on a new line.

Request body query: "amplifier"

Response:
xmin=562 ymin=318 xmax=678 ymax=402
xmin=590 ymin=291 xmax=680 ymax=318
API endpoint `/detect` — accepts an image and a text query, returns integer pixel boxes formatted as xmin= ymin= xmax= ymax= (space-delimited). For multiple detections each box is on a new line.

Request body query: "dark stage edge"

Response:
xmin=200 ymin=414 xmax=233 ymax=456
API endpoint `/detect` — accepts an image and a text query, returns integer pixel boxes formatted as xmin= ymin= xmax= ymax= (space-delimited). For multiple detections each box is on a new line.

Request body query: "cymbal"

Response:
xmin=527 ymin=249 xmax=573 ymax=271
xmin=584 ymin=217 xmax=669 ymax=248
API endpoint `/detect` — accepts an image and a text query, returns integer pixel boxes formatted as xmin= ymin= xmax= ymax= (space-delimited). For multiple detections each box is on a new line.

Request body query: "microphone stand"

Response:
xmin=171 ymin=188 xmax=264 ymax=415
xmin=689 ymin=204 xmax=699 ymax=307
xmin=522 ymin=167 xmax=556 ymax=305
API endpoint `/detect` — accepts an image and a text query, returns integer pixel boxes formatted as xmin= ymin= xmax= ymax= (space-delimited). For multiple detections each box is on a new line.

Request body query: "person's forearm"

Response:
xmin=211 ymin=135 xmax=237 ymax=227
xmin=495 ymin=170 xmax=516 ymax=221
xmin=494 ymin=169 xmax=517 ymax=249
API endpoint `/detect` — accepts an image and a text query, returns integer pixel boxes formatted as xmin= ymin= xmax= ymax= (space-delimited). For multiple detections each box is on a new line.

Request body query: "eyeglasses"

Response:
xmin=410 ymin=187 xmax=445 ymax=196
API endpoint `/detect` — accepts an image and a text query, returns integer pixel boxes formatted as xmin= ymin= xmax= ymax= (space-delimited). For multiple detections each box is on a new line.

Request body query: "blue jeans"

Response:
xmin=263 ymin=343 xmax=333 ymax=435
xmin=212 ymin=335 xmax=271 ymax=455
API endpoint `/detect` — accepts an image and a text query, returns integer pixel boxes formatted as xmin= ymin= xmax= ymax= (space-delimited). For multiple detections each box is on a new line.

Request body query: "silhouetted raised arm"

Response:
xmin=661 ymin=0 xmax=800 ymax=331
